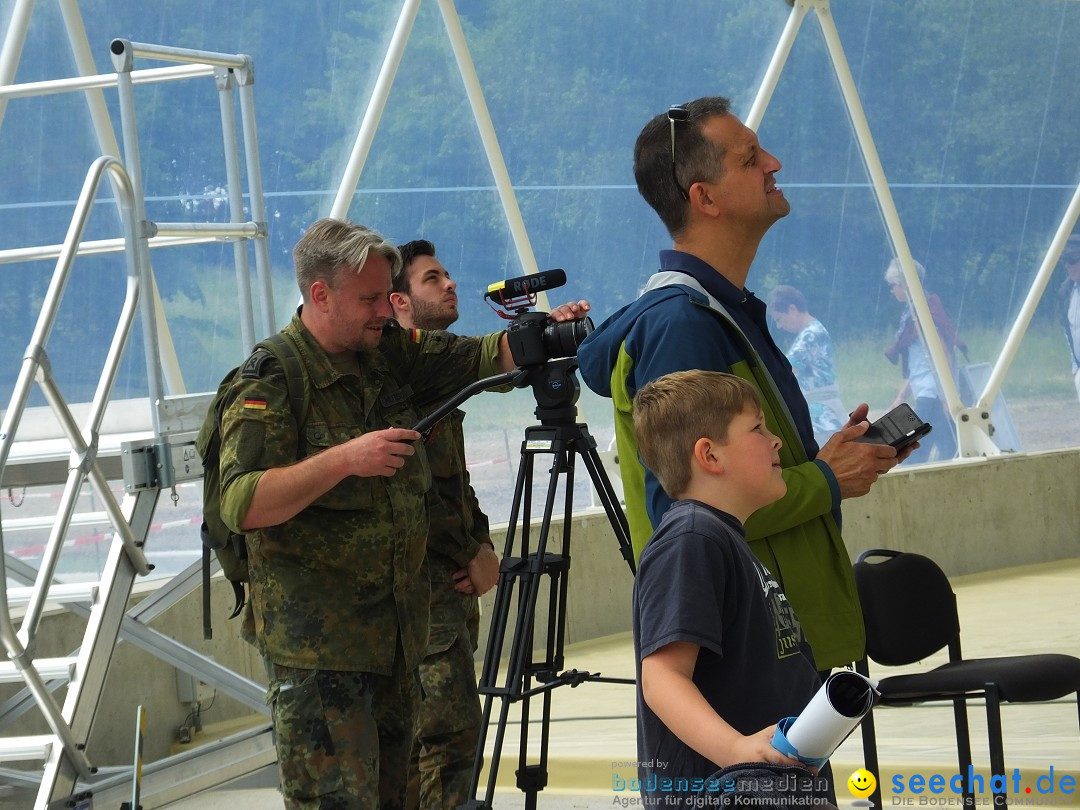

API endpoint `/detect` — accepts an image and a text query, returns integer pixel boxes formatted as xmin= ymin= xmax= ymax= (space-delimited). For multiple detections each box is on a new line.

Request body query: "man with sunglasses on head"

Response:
xmin=578 ymin=96 xmax=910 ymax=676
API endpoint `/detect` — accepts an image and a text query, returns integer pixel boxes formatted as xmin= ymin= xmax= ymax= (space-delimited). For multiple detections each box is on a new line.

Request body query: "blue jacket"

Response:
xmin=578 ymin=261 xmax=865 ymax=668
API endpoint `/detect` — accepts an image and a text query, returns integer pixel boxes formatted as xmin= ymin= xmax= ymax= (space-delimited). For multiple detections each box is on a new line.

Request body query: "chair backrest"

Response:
xmin=853 ymin=549 xmax=961 ymax=666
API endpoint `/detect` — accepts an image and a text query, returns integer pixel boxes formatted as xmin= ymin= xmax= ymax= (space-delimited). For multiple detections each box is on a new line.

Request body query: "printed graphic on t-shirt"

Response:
xmin=753 ymin=560 xmax=803 ymax=659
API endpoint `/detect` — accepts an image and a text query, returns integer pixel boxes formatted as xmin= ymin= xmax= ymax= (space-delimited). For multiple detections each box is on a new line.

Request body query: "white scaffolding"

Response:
xmin=0 ymin=0 xmax=554 ymax=803
xmin=0 ymin=6 xmax=278 ymax=804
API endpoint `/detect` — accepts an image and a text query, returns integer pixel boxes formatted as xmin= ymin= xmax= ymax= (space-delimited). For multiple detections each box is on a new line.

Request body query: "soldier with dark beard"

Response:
xmin=391 ymin=239 xmax=499 ymax=810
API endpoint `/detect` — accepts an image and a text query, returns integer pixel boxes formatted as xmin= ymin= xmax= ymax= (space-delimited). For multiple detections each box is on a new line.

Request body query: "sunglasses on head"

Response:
xmin=667 ymin=106 xmax=689 ymax=200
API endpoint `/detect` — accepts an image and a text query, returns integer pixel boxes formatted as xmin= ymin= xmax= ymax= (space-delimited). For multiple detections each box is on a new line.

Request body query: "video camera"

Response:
xmin=413 ymin=269 xmax=592 ymax=437
xmin=485 ymin=269 xmax=593 ymax=367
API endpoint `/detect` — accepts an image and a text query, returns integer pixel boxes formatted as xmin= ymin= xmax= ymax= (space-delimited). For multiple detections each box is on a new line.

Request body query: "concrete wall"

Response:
xmin=481 ymin=447 xmax=1080 ymax=649
xmin=475 ymin=509 xmax=637 ymax=658
xmin=839 ymin=448 xmax=1080 ymax=574
xmin=9 ymin=447 xmax=1077 ymax=769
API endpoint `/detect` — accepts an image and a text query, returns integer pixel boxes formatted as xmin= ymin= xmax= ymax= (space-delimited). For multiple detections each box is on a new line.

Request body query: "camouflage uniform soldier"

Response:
xmin=390 ymin=240 xmax=500 ymax=810
xmin=217 ymin=219 xmax=575 ymax=810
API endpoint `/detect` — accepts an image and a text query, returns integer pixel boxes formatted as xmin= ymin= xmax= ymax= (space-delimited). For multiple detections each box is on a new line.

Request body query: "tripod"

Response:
xmin=460 ymin=357 xmax=636 ymax=810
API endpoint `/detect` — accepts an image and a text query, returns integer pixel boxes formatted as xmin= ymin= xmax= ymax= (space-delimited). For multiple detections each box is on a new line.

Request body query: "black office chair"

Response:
xmin=853 ymin=548 xmax=1080 ymax=809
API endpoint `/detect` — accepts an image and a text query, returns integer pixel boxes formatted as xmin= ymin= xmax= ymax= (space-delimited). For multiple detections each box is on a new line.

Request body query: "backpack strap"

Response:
xmin=214 ymin=332 xmax=310 ymax=625
xmin=201 ymin=545 xmax=214 ymax=639
xmin=251 ymin=332 xmax=310 ymax=458
xmin=642 ymin=273 xmax=809 ymax=462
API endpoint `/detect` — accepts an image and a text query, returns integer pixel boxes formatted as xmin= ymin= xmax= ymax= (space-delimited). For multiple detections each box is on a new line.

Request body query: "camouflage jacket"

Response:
xmin=423 ymin=407 xmax=491 ymax=649
xmin=218 ymin=312 xmax=502 ymax=674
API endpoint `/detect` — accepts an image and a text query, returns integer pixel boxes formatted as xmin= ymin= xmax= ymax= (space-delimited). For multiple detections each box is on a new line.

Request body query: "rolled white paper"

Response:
xmin=782 ymin=670 xmax=879 ymax=759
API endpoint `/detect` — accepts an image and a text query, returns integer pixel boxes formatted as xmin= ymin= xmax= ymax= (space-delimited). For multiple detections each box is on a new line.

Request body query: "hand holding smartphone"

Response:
xmin=854 ymin=403 xmax=932 ymax=452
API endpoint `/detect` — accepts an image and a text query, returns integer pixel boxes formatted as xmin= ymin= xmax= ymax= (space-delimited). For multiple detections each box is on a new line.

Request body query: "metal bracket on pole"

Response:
xmin=234 ymin=58 xmax=254 ymax=87
xmin=955 ymin=407 xmax=1001 ymax=458
xmin=120 ymin=436 xmax=202 ymax=493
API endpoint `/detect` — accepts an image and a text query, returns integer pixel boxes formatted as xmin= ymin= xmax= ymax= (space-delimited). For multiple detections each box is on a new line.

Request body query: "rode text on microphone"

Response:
xmin=484 ymin=269 xmax=567 ymax=316
xmin=482 ymin=268 xmax=592 ymax=369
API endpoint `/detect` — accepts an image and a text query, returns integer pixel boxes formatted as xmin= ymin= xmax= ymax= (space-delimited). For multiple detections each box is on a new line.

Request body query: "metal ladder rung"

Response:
xmin=0 ymin=657 xmax=78 ymax=683
xmin=6 ymin=583 xmax=99 ymax=608
xmin=0 ymin=735 xmax=54 ymax=762
xmin=2 ymin=511 xmax=111 ymax=533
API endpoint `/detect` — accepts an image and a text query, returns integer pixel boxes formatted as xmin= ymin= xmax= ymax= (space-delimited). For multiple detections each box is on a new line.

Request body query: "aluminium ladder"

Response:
xmin=0 ymin=32 xmax=280 ymax=808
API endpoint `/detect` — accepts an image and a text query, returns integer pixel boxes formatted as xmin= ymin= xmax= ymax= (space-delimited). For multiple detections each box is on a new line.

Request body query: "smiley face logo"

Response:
xmin=848 ymin=768 xmax=877 ymax=799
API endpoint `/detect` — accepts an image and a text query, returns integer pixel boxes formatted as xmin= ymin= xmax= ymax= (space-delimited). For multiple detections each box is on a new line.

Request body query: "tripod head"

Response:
xmin=527 ymin=357 xmax=581 ymax=426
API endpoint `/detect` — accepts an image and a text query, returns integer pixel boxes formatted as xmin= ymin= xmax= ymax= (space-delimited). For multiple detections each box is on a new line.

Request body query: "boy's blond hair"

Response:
xmin=632 ymin=370 xmax=762 ymax=498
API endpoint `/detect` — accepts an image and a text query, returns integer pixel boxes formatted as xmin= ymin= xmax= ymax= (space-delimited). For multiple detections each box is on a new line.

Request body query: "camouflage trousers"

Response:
xmin=267 ymin=644 xmax=420 ymax=810
xmin=406 ymin=609 xmax=482 ymax=809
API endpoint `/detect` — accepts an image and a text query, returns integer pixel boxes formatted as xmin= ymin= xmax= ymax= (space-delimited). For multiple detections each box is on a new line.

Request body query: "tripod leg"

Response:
xmin=512 ymin=441 xmax=571 ymax=807
xmin=461 ymin=431 xmax=568 ymax=809
xmin=461 ymin=421 xmax=636 ymax=809
xmin=462 ymin=447 xmax=535 ymax=809
xmin=578 ymin=441 xmax=636 ymax=575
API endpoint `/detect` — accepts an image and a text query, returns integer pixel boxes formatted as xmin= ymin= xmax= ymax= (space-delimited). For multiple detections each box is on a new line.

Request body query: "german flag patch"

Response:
xmin=243 ymin=398 xmax=268 ymax=410
xmin=408 ymin=328 xmax=422 ymax=343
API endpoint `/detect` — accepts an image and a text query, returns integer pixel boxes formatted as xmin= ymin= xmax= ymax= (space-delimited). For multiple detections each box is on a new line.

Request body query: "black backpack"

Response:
xmin=196 ymin=332 xmax=309 ymax=639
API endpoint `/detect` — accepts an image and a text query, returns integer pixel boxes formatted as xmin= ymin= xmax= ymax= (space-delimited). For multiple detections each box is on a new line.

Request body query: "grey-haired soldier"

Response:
xmin=218 ymin=217 xmax=587 ymax=808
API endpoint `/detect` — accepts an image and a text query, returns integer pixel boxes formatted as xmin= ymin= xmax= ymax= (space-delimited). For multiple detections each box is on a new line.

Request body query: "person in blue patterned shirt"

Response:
xmin=1059 ymin=235 xmax=1080 ymax=406
xmin=767 ymin=285 xmax=847 ymax=448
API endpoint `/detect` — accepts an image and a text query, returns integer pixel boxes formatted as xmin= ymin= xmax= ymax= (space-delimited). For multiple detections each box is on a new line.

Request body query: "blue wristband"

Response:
xmin=770 ymin=716 xmax=830 ymax=769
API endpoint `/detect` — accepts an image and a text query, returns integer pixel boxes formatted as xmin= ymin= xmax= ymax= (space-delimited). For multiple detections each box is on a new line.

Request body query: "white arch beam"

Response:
xmin=328 ymin=0 xmax=550 ymax=309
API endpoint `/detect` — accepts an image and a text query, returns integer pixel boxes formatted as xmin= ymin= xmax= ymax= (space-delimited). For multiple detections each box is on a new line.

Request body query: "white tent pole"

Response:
xmin=436 ymin=0 xmax=544 ymax=305
xmin=980 ymin=184 xmax=1080 ymax=410
xmin=812 ymin=0 xmax=996 ymax=456
xmin=57 ymin=0 xmax=123 ymax=161
xmin=0 ymin=0 xmax=38 ymax=128
xmin=745 ymin=0 xmax=810 ymax=130
xmin=329 ymin=0 xmax=421 ymax=220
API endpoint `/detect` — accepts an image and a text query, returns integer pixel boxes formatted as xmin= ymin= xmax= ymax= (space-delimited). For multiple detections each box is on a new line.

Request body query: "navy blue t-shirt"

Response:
xmin=633 ymin=499 xmax=822 ymax=807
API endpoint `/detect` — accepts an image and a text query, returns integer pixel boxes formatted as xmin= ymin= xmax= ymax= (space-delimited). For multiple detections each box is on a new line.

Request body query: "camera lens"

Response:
xmin=542 ymin=316 xmax=594 ymax=360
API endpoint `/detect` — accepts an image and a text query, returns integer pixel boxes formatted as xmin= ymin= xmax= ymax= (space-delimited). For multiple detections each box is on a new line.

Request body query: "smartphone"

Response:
xmin=855 ymin=403 xmax=932 ymax=452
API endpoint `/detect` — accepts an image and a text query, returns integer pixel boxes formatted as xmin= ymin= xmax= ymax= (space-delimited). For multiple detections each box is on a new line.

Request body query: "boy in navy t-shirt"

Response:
xmin=631 ymin=370 xmax=828 ymax=807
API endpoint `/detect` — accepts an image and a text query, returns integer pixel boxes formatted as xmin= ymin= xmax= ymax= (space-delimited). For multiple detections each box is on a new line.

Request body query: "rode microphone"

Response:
xmin=485 ymin=269 xmax=566 ymax=311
